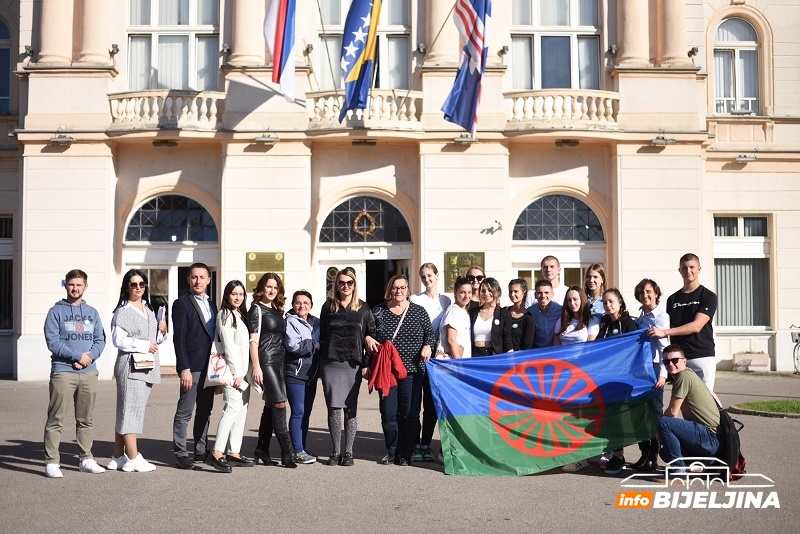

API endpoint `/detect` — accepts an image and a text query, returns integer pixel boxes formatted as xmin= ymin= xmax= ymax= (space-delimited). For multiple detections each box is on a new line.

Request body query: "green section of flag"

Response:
xmin=439 ymin=401 xmax=658 ymax=476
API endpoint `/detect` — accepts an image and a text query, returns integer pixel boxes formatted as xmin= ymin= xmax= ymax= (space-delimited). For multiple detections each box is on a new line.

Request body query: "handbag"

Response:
xmin=205 ymin=336 xmax=233 ymax=388
xmin=131 ymin=352 xmax=155 ymax=371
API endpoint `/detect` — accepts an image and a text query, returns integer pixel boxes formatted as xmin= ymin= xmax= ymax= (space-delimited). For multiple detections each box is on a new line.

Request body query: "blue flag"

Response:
xmin=442 ymin=0 xmax=492 ymax=137
xmin=426 ymin=330 xmax=659 ymax=476
xmin=338 ymin=0 xmax=382 ymax=122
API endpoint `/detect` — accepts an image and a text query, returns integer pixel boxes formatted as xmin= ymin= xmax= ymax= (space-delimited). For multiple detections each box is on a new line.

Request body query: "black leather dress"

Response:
xmin=248 ymin=302 xmax=287 ymax=403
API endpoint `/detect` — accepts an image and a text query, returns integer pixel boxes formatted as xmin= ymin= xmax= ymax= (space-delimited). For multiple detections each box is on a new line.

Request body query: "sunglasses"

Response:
xmin=467 ymin=275 xmax=485 ymax=283
xmin=337 ymin=280 xmax=355 ymax=287
xmin=664 ymin=357 xmax=685 ymax=365
xmin=129 ymin=281 xmax=147 ymax=289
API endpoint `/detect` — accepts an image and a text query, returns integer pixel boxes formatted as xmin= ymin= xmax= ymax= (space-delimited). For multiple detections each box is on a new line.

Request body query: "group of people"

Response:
xmin=42 ymin=252 xmax=722 ymax=479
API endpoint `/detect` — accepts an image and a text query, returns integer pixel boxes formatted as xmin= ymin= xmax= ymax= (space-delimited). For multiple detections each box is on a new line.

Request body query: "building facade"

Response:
xmin=1 ymin=0 xmax=798 ymax=380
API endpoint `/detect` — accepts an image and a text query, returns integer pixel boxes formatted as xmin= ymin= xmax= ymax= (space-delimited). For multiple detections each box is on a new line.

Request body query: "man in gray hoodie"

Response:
xmin=43 ymin=269 xmax=106 ymax=478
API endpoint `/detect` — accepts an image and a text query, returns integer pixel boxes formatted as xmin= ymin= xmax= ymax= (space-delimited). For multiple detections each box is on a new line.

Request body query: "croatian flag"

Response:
xmin=338 ymin=0 xmax=383 ymax=122
xmin=441 ymin=0 xmax=492 ymax=137
xmin=264 ymin=0 xmax=297 ymax=102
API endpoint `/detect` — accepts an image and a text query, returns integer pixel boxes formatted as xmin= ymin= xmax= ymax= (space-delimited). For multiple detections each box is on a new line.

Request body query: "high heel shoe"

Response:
xmin=253 ymin=448 xmax=277 ymax=466
xmin=271 ymin=406 xmax=297 ymax=468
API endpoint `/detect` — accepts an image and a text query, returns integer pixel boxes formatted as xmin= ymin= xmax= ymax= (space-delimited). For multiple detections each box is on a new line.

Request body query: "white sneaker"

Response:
xmin=562 ymin=459 xmax=589 ymax=473
xmin=122 ymin=453 xmax=156 ymax=473
xmin=45 ymin=463 xmax=63 ymax=478
xmin=107 ymin=454 xmax=128 ymax=471
xmin=79 ymin=458 xmax=106 ymax=474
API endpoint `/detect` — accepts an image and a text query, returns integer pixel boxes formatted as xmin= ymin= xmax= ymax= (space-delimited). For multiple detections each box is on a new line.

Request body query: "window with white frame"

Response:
xmin=0 ymin=216 xmax=12 ymax=330
xmin=316 ymin=0 xmax=410 ymax=91
xmin=127 ymin=0 xmax=219 ymax=91
xmin=511 ymin=0 xmax=600 ymax=90
xmin=0 ymin=19 xmax=10 ymax=113
xmin=714 ymin=18 xmax=759 ymax=114
xmin=713 ymin=216 xmax=770 ymax=327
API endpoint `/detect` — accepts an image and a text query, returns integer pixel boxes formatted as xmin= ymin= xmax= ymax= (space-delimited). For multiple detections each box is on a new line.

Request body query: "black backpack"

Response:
xmin=715 ymin=405 xmax=746 ymax=481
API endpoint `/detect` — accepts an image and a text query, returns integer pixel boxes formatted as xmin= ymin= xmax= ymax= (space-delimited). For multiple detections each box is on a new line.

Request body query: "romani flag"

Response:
xmin=264 ymin=0 xmax=297 ymax=102
xmin=338 ymin=0 xmax=382 ymax=122
xmin=427 ymin=330 xmax=659 ymax=476
xmin=441 ymin=0 xmax=491 ymax=137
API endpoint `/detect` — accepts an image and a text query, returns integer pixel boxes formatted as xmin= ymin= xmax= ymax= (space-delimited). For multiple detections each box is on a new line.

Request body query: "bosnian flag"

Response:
xmin=441 ymin=0 xmax=492 ymax=137
xmin=264 ymin=0 xmax=297 ymax=102
xmin=338 ymin=0 xmax=383 ymax=122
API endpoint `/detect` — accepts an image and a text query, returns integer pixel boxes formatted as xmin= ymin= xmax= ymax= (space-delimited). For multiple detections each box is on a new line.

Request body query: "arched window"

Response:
xmin=714 ymin=18 xmax=759 ymax=114
xmin=320 ymin=196 xmax=411 ymax=243
xmin=513 ymin=194 xmax=604 ymax=241
xmin=0 ymin=19 xmax=11 ymax=113
xmin=125 ymin=194 xmax=218 ymax=242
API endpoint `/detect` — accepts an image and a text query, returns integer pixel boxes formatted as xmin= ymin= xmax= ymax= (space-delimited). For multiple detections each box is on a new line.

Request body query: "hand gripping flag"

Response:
xmin=264 ymin=0 xmax=297 ymax=102
xmin=426 ymin=330 xmax=659 ymax=476
xmin=338 ymin=0 xmax=382 ymax=122
xmin=441 ymin=0 xmax=492 ymax=137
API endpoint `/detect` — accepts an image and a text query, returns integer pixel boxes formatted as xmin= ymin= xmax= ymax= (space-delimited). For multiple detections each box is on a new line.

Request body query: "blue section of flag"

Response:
xmin=338 ymin=0 xmax=382 ymax=122
xmin=442 ymin=0 xmax=492 ymax=136
xmin=426 ymin=330 xmax=657 ymax=419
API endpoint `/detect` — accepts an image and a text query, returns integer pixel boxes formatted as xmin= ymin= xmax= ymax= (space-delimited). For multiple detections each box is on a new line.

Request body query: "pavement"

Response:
xmin=1 ymin=371 xmax=799 ymax=533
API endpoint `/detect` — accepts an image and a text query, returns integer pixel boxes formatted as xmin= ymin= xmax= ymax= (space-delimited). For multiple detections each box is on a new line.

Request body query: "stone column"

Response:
xmin=38 ymin=0 xmax=74 ymax=65
xmin=78 ymin=0 xmax=110 ymax=64
xmin=616 ymin=0 xmax=649 ymax=66
xmin=659 ymin=0 xmax=693 ymax=66
xmin=229 ymin=0 xmax=265 ymax=65
xmin=424 ymin=0 xmax=459 ymax=66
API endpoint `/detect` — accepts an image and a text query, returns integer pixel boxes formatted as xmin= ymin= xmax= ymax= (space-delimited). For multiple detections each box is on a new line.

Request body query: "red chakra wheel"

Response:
xmin=489 ymin=358 xmax=605 ymax=457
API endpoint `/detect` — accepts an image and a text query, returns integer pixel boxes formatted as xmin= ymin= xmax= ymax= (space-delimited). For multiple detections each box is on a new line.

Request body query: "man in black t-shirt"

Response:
xmin=648 ymin=253 xmax=718 ymax=390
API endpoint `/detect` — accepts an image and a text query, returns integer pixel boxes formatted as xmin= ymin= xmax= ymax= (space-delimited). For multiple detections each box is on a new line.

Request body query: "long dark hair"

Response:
xmin=252 ymin=272 xmax=285 ymax=313
xmin=559 ymin=285 xmax=591 ymax=333
xmin=220 ymin=280 xmax=248 ymax=329
xmin=113 ymin=269 xmax=152 ymax=313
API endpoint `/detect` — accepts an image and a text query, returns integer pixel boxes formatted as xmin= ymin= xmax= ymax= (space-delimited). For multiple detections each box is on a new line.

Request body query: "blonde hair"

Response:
xmin=330 ymin=267 xmax=362 ymax=313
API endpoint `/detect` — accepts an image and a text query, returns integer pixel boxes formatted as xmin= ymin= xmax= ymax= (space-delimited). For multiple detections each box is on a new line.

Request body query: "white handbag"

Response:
xmin=205 ymin=339 xmax=232 ymax=388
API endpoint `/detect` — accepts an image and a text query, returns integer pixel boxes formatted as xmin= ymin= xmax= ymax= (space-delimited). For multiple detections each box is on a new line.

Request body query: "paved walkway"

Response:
xmin=1 ymin=371 xmax=798 ymax=533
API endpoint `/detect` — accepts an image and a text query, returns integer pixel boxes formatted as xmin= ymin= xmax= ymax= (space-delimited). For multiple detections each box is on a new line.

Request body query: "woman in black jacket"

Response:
xmin=469 ymin=277 xmax=513 ymax=356
xmin=596 ymin=287 xmax=638 ymax=475
xmin=319 ymin=267 xmax=377 ymax=467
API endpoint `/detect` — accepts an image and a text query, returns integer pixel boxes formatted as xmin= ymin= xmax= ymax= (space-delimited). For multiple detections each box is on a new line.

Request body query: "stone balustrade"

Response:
xmin=108 ymin=90 xmax=226 ymax=130
xmin=307 ymin=89 xmax=423 ymax=129
xmin=505 ymin=90 xmax=620 ymax=129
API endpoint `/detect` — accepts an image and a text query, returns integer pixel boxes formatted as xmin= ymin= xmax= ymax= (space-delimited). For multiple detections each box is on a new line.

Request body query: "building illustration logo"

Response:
xmin=615 ymin=457 xmax=780 ymax=509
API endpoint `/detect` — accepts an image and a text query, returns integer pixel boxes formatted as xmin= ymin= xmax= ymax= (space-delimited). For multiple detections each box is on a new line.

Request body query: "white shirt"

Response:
xmin=636 ymin=305 xmax=670 ymax=379
xmin=410 ymin=292 xmax=451 ymax=339
xmin=523 ymin=282 xmax=569 ymax=309
xmin=554 ymin=317 xmax=599 ymax=345
xmin=439 ymin=304 xmax=471 ymax=359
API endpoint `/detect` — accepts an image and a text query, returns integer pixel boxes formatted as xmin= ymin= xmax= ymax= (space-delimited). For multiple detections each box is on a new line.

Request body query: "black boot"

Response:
xmin=638 ymin=439 xmax=659 ymax=471
xmin=254 ymin=408 xmax=276 ymax=466
xmin=629 ymin=440 xmax=650 ymax=470
xmin=272 ymin=406 xmax=297 ymax=468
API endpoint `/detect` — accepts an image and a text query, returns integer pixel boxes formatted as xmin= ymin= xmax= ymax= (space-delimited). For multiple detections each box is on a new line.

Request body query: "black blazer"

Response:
xmin=172 ymin=292 xmax=217 ymax=373
xmin=469 ymin=306 xmax=513 ymax=355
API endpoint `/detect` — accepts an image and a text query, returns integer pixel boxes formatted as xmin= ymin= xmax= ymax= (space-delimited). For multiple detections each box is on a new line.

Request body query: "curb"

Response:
xmin=728 ymin=404 xmax=800 ymax=419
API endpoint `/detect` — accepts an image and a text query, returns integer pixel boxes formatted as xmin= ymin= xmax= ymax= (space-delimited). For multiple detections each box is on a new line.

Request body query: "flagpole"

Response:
xmin=397 ymin=1 xmax=458 ymax=118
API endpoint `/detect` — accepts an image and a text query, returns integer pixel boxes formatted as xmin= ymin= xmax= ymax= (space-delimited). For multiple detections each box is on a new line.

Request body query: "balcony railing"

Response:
xmin=505 ymin=89 xmax=620 ymax=130
xmin=108 ymin=90 xmax=226 ymax=131
xmin=307 ymin=89 xmax=423 ymax=130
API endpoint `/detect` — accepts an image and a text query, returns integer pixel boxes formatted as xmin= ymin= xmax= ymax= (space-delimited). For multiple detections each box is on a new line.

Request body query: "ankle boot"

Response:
xmin=639 ymin=439 xmax=659 ymax=471
xmin=272 ymin=406 xmax=297 ymax=468
xmin=629 ymin=440 xmax=650 ymax=470
xmin=253 ymin=438 xmax=274 ymax=466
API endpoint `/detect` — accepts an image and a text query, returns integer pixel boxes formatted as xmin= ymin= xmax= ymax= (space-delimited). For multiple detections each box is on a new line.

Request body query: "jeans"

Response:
xmin=172 ymin=371 xmax=215 ymax=458
xmin=379 ymin=372 xmax=424 ymax=460
xmin=44 ymin=370 xmax=99 ymax=463
xmin=286 ymin=378 xmax=318 ymax=452
xmin=657 ymin=416 xmax=719 ymax=466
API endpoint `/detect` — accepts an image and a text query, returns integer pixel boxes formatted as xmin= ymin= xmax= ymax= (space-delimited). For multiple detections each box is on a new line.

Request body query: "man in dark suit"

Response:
xmin=172 ymin=262 xmax=217 ymax=469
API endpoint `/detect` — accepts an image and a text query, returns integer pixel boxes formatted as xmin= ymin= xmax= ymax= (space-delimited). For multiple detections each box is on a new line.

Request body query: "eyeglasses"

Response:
xmin=129 ymin=281 xmax=147 ymax=289
xmin=665 ymin=357 xmax=685 ymax=365
xmin=467 ymin=275 xmax=485 ymax=283
xmin=391 ymin=286 xmax=408 ymax=292
xmin=337 ymin=280 xmax=355 ymax=287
